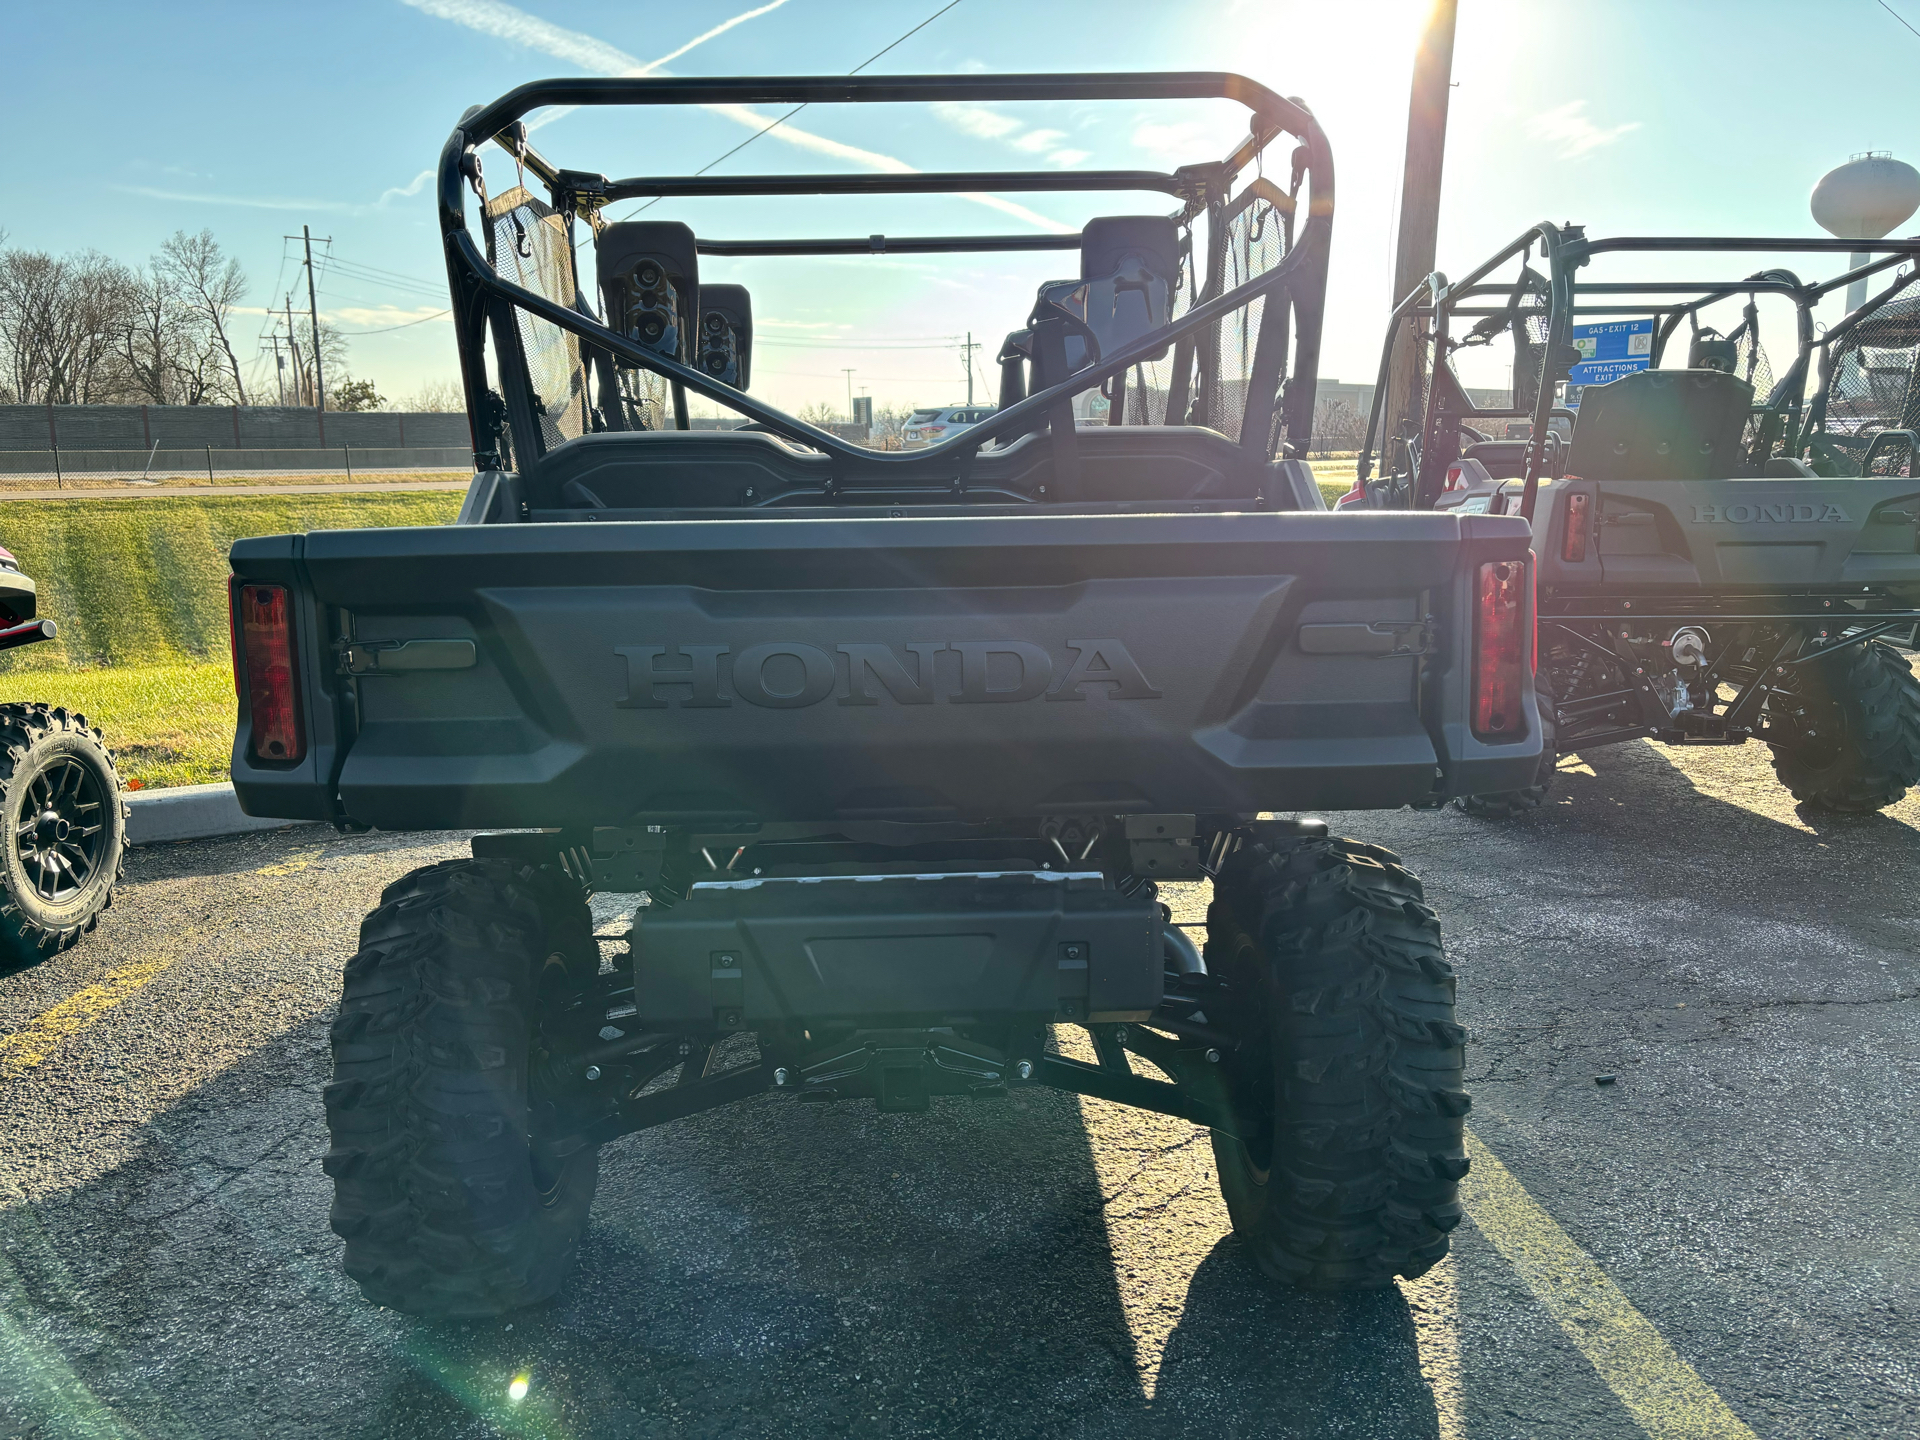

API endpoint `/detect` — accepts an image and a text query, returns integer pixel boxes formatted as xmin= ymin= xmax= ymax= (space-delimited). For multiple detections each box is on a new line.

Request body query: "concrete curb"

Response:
xmin=126 ymin=782 xmax=321 ymax=846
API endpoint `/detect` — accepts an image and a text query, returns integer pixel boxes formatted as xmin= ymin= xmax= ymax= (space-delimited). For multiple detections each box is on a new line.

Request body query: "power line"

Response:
xmin=333 ymin=310 xmax=451 ymax=336
xmin=616 ymin=0 xmax=965 ymax=221
xmin=1877 ymin=0 xmax=1919 ymax=37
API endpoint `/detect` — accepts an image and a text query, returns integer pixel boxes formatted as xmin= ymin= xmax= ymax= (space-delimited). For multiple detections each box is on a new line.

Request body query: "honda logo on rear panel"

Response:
xmin=1692 ymin=503 xmax=1851 ymax=523
xmin=614 ymin=640 xmax=1163 ymax=709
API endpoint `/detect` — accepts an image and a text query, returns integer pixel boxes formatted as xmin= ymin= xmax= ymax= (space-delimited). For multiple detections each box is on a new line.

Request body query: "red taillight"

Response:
xmin=1443 ymin=462 xmax=1466 ymax=491
xmin=234 ymin=581 xmax=305 ymax=764
xmin=1338 ymin=482 xmax=1367 ymax=508
xmin=1562 ymin=490 xmax=1591 ymax=562
xmin=1473 ymin=558 xmax=1528 ymax=741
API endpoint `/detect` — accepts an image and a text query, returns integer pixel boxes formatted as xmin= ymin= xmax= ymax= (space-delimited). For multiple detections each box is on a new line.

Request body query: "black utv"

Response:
xmin=1342 ymin=225 xmax=1918 ymax=815
xmin=0 ymin=544 xmax=128 ymax=968
xmin=228 ymin=73 xmax=1542 ymax=1316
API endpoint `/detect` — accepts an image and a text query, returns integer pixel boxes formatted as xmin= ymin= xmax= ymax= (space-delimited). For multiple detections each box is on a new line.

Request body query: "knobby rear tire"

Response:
xmin=1206 ymin=835 xmax=1469 ymax=1290
xmin=324 ymin=858 xmax=601 ymax=1316
xmin=1770 ymin=639 xmax=1919 ymax=812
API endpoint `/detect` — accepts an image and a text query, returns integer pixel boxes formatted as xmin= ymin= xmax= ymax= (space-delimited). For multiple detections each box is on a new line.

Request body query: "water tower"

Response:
xmin=1810 ymin=151 xmax=1919 ymax=310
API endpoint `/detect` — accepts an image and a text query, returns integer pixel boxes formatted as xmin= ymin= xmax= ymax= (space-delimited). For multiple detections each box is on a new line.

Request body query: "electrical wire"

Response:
xmin=1877 ymin=0 xmax=1919 ymax=37
xmin=332 ymin=310 xmax=451 ymax=336
xmin=615 ymin=0 xmax=965 ymax=221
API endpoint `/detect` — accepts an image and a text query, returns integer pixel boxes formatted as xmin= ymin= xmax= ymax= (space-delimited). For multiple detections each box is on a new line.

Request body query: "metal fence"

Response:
xmin=0 ymin=446 xmax=473 ymax=488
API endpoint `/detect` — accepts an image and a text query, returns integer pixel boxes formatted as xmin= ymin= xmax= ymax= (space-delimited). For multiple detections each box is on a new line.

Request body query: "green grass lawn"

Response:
xmin=0 ymin=492 xmax=461 ymax=787
xmin=0 ymin=492 xmax=460 ymax=676
xmin=0 ymin=662 xmax=235 ymax=789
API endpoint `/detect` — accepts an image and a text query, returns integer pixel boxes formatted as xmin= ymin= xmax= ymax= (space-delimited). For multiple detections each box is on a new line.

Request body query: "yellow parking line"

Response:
xmin=256 ymin=843 xmax=326 ymax=877
xmin=1462 ymin=1129 xmax=1755 ymax=1440
xmin=0 ymin=953 xmax=182 ymax=1083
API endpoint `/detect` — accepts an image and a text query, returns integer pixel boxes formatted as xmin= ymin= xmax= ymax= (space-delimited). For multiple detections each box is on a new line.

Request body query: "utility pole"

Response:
xmin=302 ymin=225 xmax=328 ymax=414
xmin=961 ymin=331 xmax=980 ymax=405
xmin=1388 ymin=0 xmax=1459 ymax=445
xmin=842 ymin=367 xmax=856 ymax=418
xmin=285 ymin=296 xmax=304 ymax=405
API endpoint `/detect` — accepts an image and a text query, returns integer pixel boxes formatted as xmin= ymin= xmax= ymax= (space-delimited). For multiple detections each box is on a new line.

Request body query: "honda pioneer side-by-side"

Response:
xmin=228 ymin=74 xmax=1543 ymax=1317
xmin=1343 ymin=227 xmax=1919 ymax=815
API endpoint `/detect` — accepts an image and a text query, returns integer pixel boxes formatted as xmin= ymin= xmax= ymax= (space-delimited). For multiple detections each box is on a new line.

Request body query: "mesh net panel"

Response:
xmin=1201 ymin=191 xmax=1291 ymax=442
xmin=484 ymin=186 xmax=589 ymax=454
xmin=1820 ymin=277 xmax=1919 ymax=473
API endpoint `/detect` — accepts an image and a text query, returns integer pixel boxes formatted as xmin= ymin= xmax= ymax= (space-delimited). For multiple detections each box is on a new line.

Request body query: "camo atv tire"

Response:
xmin=324 ymin=858 xmax=602 ymax=1316
xmin=1205 ymin=834 xmax=1469 ymax=1290
xmin=0 ymin=703 xmax=128 ymax=970
xmin=1770 ymin=638 xmax=1919 ymax=813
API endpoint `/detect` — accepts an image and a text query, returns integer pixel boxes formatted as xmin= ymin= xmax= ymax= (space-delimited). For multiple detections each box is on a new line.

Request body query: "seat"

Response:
xmin=1564 ymin=369 xmax=1754 ymax=481
xmin=696 ymin=284 xmax=753 ymax=389
xmin=598 ymin=222 xmax=699 ymax=365
xmin=1028 ymin=216 xmax=1182 ymax=389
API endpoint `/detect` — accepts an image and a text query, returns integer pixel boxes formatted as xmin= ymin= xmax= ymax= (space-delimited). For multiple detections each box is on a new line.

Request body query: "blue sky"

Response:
xmin=4 ymin=0 xmax=1916 ymax=413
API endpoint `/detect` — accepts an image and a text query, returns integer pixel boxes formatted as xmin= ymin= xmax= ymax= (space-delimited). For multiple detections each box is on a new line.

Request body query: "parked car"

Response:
xmin=903 ymin=405 xmax=996 ymax=444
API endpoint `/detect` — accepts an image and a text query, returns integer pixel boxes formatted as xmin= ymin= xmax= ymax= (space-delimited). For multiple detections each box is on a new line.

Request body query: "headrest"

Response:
xmin=1688 ymin=332 xmax=1739 ymax=374
xmin=1080 ymin=216 xmax=1181 ymax=288
xmin=1026 ymin=217 xmax=1181 ymax=381
xmin=598 ymin=222 xmax=699 ymax=365
xmin=1565 ymin=369 xmax=1755 ymax=481
xmin=697 ymin=284 xmax=753 ymax=389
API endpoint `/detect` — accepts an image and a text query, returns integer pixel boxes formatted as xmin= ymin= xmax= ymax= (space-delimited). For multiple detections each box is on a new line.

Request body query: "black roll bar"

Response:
xmin=696 ymin=234 xmax=1082 ymax=256
xmin=602 ymin=170 xmax=1188 ymax=200
xmin=438 ymin=71 xmax=1336 ymax=480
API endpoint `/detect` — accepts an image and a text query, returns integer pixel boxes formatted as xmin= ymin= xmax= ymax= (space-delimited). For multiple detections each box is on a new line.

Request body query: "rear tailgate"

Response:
xmin=231 ymin=511 xmax=1537 ymax=828
xmin=1537 ymin=476 xmax=1919 ymax=590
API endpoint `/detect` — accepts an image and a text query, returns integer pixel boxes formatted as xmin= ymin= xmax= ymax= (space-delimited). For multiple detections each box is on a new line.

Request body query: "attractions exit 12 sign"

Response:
xmin=1569 ymin=318 xmax=1654 ymax=386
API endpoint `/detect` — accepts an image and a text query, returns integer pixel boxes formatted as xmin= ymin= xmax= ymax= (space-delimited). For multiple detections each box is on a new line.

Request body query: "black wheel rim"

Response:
xmin=15 ymin=756 xmax=108 ymax=902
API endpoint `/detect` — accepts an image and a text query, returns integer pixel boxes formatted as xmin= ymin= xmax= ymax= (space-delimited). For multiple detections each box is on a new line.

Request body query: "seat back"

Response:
xmin=1029 ymin=216 xmax=1181 ymax=388
xmin=1564 ymin=369 xmax=1754 ymax=481
xmin=697 ymin=284 xmax=753 ymax=389
xmin=598 ymin=222 xmax=699 ymax=366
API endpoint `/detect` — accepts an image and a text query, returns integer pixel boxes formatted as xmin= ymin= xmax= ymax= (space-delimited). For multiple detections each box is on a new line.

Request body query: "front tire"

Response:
xmin=1770 ymin=639 xmax=1919 ymax=812
xmin=0 ymin=704 xmax=128 ymax=970
xmin=324 ymin=858 xmax=601 ymax=1316
xmin=1206 ymin=835 xmax=1469 ymax=1290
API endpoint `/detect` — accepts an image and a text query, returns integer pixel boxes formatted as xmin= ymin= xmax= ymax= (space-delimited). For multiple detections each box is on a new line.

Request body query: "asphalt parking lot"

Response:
xmin=0 ymin=737 xmax=1914 ymax=1440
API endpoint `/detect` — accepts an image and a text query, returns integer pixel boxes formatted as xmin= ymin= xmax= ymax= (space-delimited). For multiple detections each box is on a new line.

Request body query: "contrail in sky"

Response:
xmin=400 ymin=0 xmax=1074 ymax=233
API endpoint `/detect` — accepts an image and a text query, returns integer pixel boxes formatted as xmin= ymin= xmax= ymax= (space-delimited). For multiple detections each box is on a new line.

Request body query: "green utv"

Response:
xmin=1342 ymin=226 xmax=1918 ymax=815
xmin=228 ymin=73 xmax=1543 ymax=1316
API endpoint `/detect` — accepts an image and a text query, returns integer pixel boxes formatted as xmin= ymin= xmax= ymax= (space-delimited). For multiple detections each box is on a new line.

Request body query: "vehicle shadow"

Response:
xmin=0 ymin=1011 xmax=1452 ymax=1440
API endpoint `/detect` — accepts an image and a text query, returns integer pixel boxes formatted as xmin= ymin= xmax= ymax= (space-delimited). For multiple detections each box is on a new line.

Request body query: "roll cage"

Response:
xmin=1356 ymin=227 xmax=1919 ymax=519
xmin=435 ymin=73 xmax=1334 ymax=507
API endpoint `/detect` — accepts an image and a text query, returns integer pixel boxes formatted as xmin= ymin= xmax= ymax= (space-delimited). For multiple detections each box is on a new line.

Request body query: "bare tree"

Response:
xmin=1311 ymin=398 xmax=1367 ymax=454
xmin=0 ymin=246 xmax=140 ymax=404
xmin=402 ymin=377 xmax=466 ymax=412
xmin=158 ymin=229 xmax=250 ymax=405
